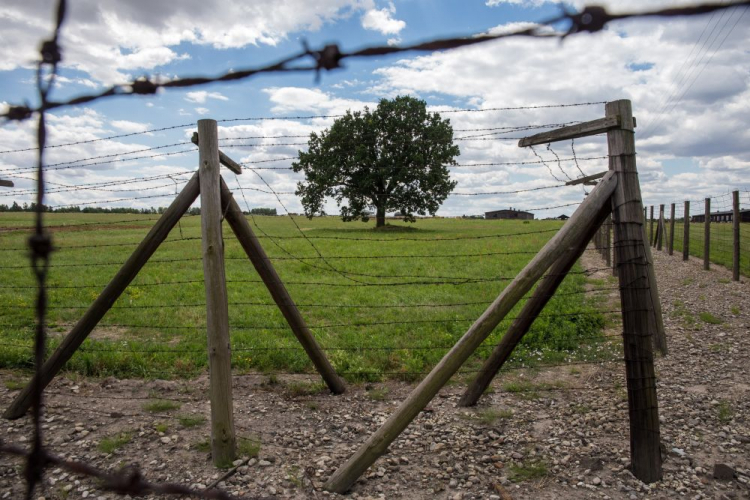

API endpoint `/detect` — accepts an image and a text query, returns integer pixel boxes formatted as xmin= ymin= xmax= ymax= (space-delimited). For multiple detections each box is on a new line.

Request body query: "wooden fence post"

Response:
xmin=323 ymin=172 xmax=619 ymax=494
xmin=219 ymin=179 xmax=346 ymax=394
xmin=606 ymin=99 xmax=662 ymax=483
xmin=459 ymin=203 xmax=612 ymax=407
xmin=683 ymin=201 xmax=690 ymax=261
xmin=668 ymin=203 xmax=675 ymax=256
xmin=4 ymin=173 xmax=201 ymax=420
xmin=657 ymin=204 xmax=664 ymax=251
xmin=704 ymin=198 xmax=711 ymax=271
xmin=733 ymin=190 xmax=740 ymax=281
xmin=198 ymin=119 xmax=236 ymax=466
xmin=650 ymin=205 xmax=655 ymax=246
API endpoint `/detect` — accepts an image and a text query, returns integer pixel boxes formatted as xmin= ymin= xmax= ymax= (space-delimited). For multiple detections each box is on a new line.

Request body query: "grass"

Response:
xmin=717 ymin=401 xmax=734 ymax=423
xmin=365 ymin=386 xmax=389 ymax=401
xmin=509 ymin=459 xmax=548 ymax=482
xmin=142 ymin=400 xmax=181 ymax=412
xmin=286 ymin=381 xmax=326 ymax=396
xmin=193 ymin=439 xmax=210 ymax=453
xmin=237 ymin=436 xmax=261 ymax=458
xmin=699 ymin=312 xmax=723 ymax=324
xmin=468 ymin=408 xmax=513 ymax=425
xmin=4 ymin=379 xmax=26 ymax=390
xmin=731 ymin=306 xmax=740 ymax=315
xmin=178 ymin=415 xmax=206 ymax=428
xmin=154 ymin=422 xmax=169 ymax=433
xmin=98 ymin=432 xmax=131 ymax=454
xmin=0 ymin=214 xmax=609 ymax=381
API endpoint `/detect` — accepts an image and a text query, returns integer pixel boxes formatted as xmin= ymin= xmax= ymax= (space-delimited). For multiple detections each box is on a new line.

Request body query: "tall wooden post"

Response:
xmin=733 ymin=191 xmax=740 ymax=281
xmin=324 ymin=173 xmax=619 ymax=493
xmin=606 ymin=100 xmax=662 ymax=483
xmin=704 ymin=198 xmax=711 ymax=271
xmin=657 ymin=205 xmax=664 ymax=251
xmin=683 ymin=201 xmax=690 ymax=261
xmin=650 ymin=205 xmax=655 ymax=246
xmin=198 ymin=119 xmax=236 ymax=466
xmin=668 ymin=203 xmax=675 ymax=256
xmin=4 ymin=173 xmax=201 ymax=420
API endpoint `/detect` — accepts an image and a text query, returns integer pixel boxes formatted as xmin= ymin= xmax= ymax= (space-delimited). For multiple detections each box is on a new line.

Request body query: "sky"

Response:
xmin=0 ymin=0 xmax=748 ymax=218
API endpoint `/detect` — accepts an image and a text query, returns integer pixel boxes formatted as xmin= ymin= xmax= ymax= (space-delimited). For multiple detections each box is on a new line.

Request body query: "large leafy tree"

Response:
xmin=292 ymin=96 xmax=459 ymax=227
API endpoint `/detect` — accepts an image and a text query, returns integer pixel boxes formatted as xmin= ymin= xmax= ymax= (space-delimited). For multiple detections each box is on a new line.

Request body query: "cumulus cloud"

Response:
xmin=361 ymin=2 xmax=405 ymax=36
xmin=0 ymin=0 xmax=376 ymax=84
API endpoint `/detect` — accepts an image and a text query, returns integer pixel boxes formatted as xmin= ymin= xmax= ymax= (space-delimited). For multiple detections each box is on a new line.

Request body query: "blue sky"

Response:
xmin=1 ymin=0 xmax=748 ymax=217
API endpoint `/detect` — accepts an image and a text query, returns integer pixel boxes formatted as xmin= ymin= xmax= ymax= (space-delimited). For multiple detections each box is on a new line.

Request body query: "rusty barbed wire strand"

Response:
xmin=2 ymin=1 xmax=746 ymax=126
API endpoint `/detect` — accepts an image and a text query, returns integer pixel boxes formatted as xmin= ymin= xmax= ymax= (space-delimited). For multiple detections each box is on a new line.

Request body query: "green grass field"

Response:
xmin=659 ymin=222 xmax=749 ymax=276
xmin=0 ymin=213 xmax=615 ymax=382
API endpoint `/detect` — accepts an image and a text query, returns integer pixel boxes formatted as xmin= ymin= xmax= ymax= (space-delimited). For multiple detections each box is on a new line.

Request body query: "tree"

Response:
xmin=293 ymin=96 xmax=459 ymax=228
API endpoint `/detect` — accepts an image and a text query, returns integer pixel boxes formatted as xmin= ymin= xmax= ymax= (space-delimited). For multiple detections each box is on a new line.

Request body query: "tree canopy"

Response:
xmin=292 ymin=96 xmax=459 ymax=227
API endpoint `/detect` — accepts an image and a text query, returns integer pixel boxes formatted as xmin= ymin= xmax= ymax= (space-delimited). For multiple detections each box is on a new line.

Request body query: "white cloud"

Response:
xmin=263 ymin=87 xmax=375 ymax=115
xmin=195 ymin=107 xmax=210 ymax=115
xmin=185 ymin=91 xmax=229 ymax=104
xmin=361 ymin=2 xmax=405 ymax=36
xmin=0 ymin=0 xmax=376 ymax=84
xmin=110 ymin=120 xmax=152 ymax=133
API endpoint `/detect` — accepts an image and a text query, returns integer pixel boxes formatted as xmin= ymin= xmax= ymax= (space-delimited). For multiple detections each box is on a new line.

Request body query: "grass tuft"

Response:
xmin=178 ymin=415 xmax=206 ymax=428
xmin=509 ymin=459 xmax=548 ymax=482
xmin=98 ymin=432 xmax=131 ymax=454
xmin=142 ymin=400 xmax=181 ymax=413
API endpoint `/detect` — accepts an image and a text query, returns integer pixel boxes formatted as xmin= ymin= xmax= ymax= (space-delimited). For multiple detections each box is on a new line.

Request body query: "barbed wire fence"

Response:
xmin=0 ymin=0 xmax=748 ymax=498
xmin=646 ymin=189 xmax=749 ymax=278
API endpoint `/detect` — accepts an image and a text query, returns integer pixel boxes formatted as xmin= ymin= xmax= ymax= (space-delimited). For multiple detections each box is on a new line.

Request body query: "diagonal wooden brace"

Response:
xmin=458 ymin=201 xmax=612 ymax=407
xmin=324 ymin=171 xmax=618 ymax=493
xmin=4 ymin=172 xmax=201 ymax=420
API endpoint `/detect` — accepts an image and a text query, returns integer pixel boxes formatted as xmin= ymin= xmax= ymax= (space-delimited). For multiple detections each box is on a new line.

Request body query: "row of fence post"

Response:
xmin=645 ymin=191 xmax=742 ymax=281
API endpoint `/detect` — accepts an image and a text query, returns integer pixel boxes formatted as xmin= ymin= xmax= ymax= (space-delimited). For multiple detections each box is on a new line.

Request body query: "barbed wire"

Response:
xmin=3 ymin=2 xmax=745 ymax=127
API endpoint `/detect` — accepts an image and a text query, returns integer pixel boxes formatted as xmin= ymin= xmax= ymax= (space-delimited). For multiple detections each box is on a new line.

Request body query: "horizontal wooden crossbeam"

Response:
xmin=0 ymin=179 xmax=13 ymax=187
xmin=565 ymin=171 xmax=607 ymax=186
xmin=191 ymin=133 xmax=242 ymax=175
xmin=518 ymin=116 xmax=621 ymax=147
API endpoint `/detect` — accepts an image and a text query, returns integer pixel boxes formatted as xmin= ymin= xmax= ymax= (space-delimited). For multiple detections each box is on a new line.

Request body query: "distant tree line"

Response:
xmin=0 ymin=202 xmax=277 ymax=216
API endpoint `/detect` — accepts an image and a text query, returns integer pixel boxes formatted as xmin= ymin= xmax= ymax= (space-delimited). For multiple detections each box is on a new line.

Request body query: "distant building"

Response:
xmin=691 ymin=209 xmax=750 ymax=223
xmin=485 ymin=208 xmax=534 ymax=220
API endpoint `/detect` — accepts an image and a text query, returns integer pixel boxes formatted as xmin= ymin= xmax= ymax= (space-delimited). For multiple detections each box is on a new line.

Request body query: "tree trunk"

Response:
xmin=376 ymin=204 xmax=386 ymax=227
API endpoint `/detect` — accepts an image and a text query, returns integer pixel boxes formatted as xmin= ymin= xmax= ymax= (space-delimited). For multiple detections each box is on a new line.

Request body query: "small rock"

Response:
xmin=713 ymin=463 xmax=735 ymax=480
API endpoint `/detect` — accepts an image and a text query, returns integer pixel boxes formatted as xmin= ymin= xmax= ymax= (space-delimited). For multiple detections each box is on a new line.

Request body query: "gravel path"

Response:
xmin=0 ymin=249 xmax=748 ymax=500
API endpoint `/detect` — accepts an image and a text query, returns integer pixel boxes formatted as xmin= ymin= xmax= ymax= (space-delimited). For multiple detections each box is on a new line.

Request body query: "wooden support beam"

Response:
xmin=683 ymin=201 xmax=690 ymax=261
xmin=565 ymin=171 xmax=606 ymax=186
xmin=192 ymin=132 xmax=242 ymax=175
xmin=219 ymin=178 xmax=346 ymax=395
xmin=4 ymin=172 xmax=200 ymax=420
xmin=459 ymin=202 xmax=612 ymax=407
xmin=733 ymin=191 xmax=740 ymax=282
xmin=606 ymin=99 xmax=662 ymax=483
xmin=324 ymin=171 xmax=618 ymax=494
xmin=198 ymin=119 xmax=236 ymax=467
xmin=0 ymin=179 xmax=13 ymax=187
xmin=518 ymin=116 xmax=620 ymax=147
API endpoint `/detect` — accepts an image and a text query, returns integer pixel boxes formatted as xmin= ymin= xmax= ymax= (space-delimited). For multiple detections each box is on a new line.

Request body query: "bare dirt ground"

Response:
xmin=1 ymin=249 xmax=748 ymax=500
